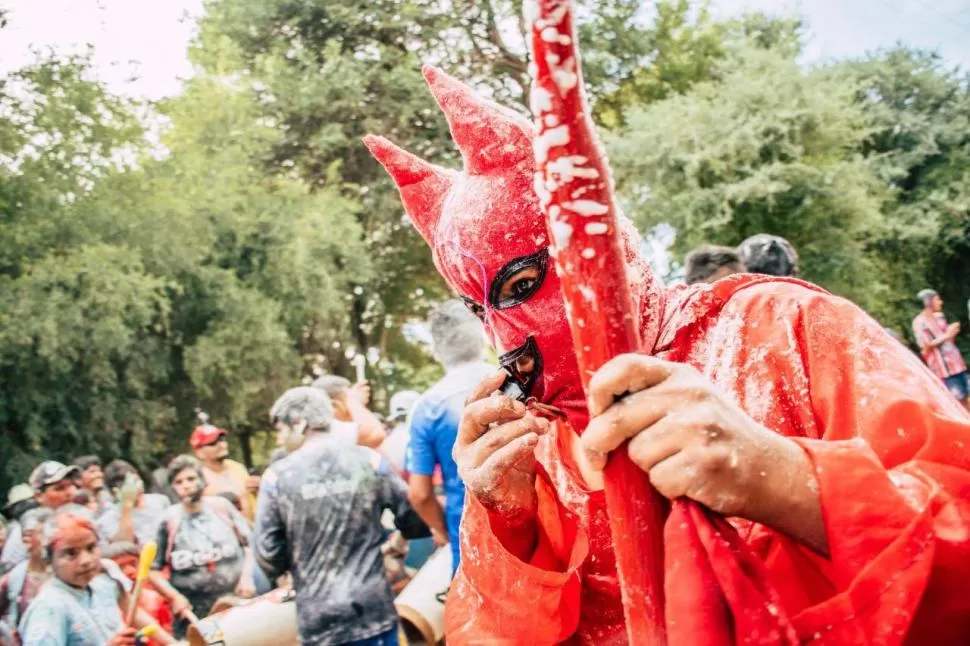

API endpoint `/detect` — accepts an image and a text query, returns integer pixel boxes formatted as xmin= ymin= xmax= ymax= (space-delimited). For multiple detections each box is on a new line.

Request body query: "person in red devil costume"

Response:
xmin=364 ymin=26 xmax=970 ymax=646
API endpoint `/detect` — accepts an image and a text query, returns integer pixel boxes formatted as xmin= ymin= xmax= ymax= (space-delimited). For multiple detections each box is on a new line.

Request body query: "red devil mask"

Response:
xmin=365 ymin=66 xmax=667 ymax=431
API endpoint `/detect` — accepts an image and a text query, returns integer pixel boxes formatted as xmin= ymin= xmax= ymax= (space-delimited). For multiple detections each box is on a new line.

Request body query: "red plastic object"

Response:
xmin=527 ymin=1 xmax=668 ymax=643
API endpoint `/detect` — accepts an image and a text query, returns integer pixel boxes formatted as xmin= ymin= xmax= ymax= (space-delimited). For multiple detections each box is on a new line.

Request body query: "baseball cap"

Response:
xmin=190 ymin=423 xmax=228 ymax=450
xmin=389 ymin=391 xmax=421 ymax=421
xmin=29 ymin=461 xmax=81 ymax=492
xmin=5 ymin=483 xmax=34 ymax=509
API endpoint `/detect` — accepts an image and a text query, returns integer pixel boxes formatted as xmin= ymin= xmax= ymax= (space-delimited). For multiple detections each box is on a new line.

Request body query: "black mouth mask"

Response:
xmin=499 ymin=336 xmax=542 ymax=403
xmin=187 ymin=482 xmax=205 ymax=504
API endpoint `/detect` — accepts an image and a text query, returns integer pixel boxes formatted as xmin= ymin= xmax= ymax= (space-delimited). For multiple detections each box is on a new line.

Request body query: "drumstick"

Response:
xmin=353 ymin=354 xmax=366 ymax=383
xmin=125 ymin=541 xmax=157 ymax=626
xmin=181 ymin=608 xmax=203 ymax=629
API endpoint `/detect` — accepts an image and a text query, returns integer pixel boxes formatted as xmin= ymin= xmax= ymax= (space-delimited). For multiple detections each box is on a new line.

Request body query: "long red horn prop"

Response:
xmin=527 ymin=2 xmax=668 ymax=643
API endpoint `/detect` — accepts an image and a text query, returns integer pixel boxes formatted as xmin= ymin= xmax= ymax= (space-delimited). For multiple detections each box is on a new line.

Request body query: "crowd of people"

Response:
xmin=0 ymin=298 xmax=489 ymax=646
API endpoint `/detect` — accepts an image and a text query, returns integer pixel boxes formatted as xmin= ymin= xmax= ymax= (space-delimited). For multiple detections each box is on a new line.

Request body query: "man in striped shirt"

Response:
xmin=913 ymin=288 xmax=970 ymax=411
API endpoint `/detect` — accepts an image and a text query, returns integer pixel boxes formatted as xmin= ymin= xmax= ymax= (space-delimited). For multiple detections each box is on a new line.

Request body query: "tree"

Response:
xmin=606 ymin=47 xmax=891 ymax=313
xmin=81 ymin=74 xmax=377 ymax=463
xmin=0 ymin=246 xmax=173 ymax=485
xmin=0 ymin=53 xmax=158 ymax=492
xmin=581 ymin=1 xmax=804 ymax=127
xmin=839 ymin=48 xmax=970 ymax=338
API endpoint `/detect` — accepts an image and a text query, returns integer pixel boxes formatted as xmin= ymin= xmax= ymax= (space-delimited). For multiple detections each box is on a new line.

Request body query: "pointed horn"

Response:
xmin=422 ymin=65 xmax=533 ymax=175
xmin=363 ymin=135 xmax=455 ymax=244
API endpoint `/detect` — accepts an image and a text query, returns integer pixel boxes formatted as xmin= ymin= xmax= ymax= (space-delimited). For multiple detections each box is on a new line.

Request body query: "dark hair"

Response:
xmin=167 ymin=455 xmax=205 ymax=486
xmin=684 ymin=245 xmax=745 ymax=285
xmin=73 ymin=456 xmax=102 ymax=471
xmin=738 ymin=234 xmax=798 ymax=277
xmin=103 ymin=460 xmax=139 ymax=493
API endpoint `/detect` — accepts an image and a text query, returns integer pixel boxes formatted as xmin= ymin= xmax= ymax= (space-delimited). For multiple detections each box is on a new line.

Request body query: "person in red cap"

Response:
xmin=190 ymin=416 xmax=257 ymax=522
xmin=363 ymin=7 xmax=970 ymax=642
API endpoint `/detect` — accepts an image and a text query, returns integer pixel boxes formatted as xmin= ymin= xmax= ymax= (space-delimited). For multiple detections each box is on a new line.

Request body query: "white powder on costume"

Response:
xmin=562 ymin=200 xmax=608 ymax=216
xmin=550 ymin=221 xmax=573 ymax=248
xmin=531 ymin=87 xmax=553 ymax=115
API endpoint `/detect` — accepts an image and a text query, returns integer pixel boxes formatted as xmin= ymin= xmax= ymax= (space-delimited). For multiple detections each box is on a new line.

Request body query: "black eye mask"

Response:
xmin=487 ymin=248 xmax=549 ymax=310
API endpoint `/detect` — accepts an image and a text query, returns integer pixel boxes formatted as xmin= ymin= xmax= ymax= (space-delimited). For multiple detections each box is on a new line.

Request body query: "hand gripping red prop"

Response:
xmin=526 ymin=2 xmax=668 ymax=643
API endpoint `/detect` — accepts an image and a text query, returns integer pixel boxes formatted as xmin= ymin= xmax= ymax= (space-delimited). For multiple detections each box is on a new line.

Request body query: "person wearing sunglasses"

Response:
xmin=190 ymin=418 xmax=256 ymax=522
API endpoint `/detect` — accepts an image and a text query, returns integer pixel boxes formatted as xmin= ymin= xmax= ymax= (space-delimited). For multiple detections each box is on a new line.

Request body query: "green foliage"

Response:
xmin=839 ymin=48 xmax=970 ymax=338
xmin=0 ymin=52 xmax=143 ymax=277
xmin=608 ymin=47 xmax=889 ymax=310
xmin=0 ymin=54 xmax=379 ymax=487
xmin=583 ymin=1 xmax=804 ymax=127
xmin=0 ymin=245 xmax=174 ymax=482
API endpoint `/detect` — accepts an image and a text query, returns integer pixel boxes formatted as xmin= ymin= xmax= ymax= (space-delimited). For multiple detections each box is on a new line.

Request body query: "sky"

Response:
xmin=0 ymin=0 xmax=967 ymax=101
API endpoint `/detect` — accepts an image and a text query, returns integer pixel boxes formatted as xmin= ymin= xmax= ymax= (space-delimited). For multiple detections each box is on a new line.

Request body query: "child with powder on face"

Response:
xmin=17 ymin=509 xmax=178 ymax=645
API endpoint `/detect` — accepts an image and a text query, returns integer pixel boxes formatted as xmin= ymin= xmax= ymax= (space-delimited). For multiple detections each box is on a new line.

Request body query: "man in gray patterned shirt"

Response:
xmin=255 ymin=386 xmax=429 ymax=646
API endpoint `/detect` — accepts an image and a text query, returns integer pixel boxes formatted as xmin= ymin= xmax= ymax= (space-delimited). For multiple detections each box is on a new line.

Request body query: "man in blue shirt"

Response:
xmin=406 ymin=300 xmax=493 ymax=576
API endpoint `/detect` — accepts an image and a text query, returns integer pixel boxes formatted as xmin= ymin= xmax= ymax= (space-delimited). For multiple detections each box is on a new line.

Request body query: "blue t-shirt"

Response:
xmin=18 ymin=567 xmax=129 ymax=646
xmin=407 ymin=361 xmax=494 ymax=572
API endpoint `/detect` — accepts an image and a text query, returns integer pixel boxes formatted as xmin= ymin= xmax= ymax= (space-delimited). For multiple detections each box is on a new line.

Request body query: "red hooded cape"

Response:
xmin=364 ymin=49 xmax=970 ymax=646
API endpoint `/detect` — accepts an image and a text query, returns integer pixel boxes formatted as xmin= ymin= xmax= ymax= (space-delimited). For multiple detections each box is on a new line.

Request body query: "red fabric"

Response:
xmin=366 ymin=58 xmax=970 ymax=645
xmin=112 ymin=555 xmax=174 ymax=635
xmin=445 ymin=277 xmax=970 ymax=644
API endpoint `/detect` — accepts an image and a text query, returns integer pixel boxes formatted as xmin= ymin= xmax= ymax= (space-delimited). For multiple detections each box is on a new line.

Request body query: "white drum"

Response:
xmin=187 ymin=589 xmax=299 ymax=646
xmin=395 ymin=548 xmax=452 ymax=645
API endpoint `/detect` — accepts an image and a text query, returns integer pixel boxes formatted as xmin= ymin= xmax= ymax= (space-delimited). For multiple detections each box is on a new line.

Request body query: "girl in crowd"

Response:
xmin=17 ymin=509 xmax=176 ymax=645
xmin=152 ymin=456 xmax=254 ymax=639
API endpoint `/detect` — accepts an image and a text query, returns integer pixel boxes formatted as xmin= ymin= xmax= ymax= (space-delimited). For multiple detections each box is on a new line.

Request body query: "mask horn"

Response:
xmin=422 ymin=65 xmax=533 ymax=175
xmin=363 ymin=134 xmax=456 ymax=244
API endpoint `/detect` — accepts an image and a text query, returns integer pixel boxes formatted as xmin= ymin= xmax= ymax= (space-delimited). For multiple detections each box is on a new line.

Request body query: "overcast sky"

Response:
xmin=0 ymin=0 xmax=968 ymax=100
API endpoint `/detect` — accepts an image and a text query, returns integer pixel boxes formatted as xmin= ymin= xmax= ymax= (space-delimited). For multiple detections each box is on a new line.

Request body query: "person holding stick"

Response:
xmin=312 ymin=375 xmax=386 ymax=449
xmin=363 ymin=6 xmax=970 ymax=641
xmin=17 ymin=509 xmax=177 ymax=645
